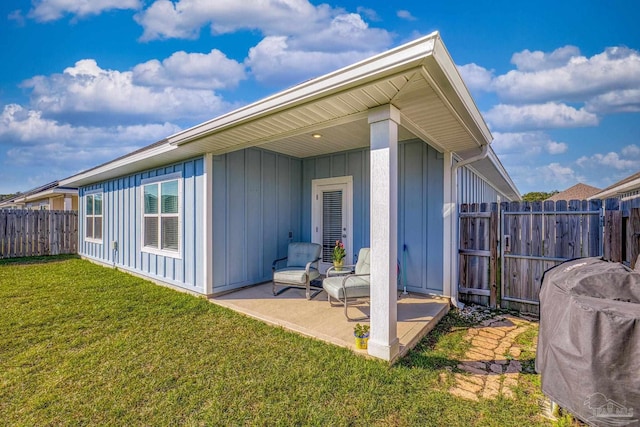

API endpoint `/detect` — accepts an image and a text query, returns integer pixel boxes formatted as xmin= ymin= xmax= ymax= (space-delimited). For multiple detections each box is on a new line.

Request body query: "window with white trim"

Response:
xmin=142 ymin=178 xmax=181 ymax=255
xmin=85 ymin=193 xmax=103 ymax=241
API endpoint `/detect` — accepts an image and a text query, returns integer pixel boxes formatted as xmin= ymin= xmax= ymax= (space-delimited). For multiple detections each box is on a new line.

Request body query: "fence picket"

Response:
xmin=460 ymin=197 xmax=638 ymax=314
xmin=0 ymin=210 xmax=77 ymax=259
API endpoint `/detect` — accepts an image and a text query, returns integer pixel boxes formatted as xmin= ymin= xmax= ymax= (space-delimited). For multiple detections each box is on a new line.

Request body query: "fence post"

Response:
xmin=489 ymin=203 xmax=498 ymax=308
xmin=629 ymin=208 xmax=640 ymax=269
xmin=603 ymin=198 xmax=622 ymax=263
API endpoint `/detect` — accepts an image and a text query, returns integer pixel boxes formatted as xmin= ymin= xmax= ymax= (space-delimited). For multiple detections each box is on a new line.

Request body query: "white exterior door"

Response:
xmin=312 ymin=177 xmax=353 ymax=274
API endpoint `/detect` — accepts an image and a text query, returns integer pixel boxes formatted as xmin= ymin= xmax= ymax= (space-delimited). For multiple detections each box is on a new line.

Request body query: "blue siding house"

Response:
xmin=61 ymin=32 xmax=519 ymax=361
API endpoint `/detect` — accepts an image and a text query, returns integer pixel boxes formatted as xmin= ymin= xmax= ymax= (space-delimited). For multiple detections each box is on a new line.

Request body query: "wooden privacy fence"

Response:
xmin=458 ymin=199 xmax=640 ymax=314
xmin=0 ymin=210 xmax=78 ymax=259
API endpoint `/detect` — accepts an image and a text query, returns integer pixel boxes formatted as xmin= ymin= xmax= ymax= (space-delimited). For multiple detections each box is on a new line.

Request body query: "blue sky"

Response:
xmin=0 ymin=0 xmax=639 ymax=195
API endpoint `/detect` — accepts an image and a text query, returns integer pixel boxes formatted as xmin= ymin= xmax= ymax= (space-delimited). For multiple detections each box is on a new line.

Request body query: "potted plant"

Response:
xmin=332 ymin=240 xmax=346 ymax=270
xmin=354 ymin=323 xmax=370 ymax=349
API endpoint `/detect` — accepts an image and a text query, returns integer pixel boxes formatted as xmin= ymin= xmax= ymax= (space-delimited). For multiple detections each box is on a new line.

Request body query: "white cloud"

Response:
xmin=246 ymin=36 xmax=378 ymax=86
xmin=540 ymin=163 xmax=580 ymax=184
xmin=22 ymin=59 xmax=232 ymax=124
xmin=357 ymin=7 xmax=380 ymax=22
xmin=622 ymin=144 xmax=640 ymax=157
xmin=397 ymin=10 xmax=417 ymax=21
xmin=134 ymin=1 xmax=392 ymax=87
xmin=28 ymin=0 xmax=141 ymax=22
xmin=502 ymin=162 xmax=583 ymax=194
xmin=132 ymin=49 xmax=246 ymax=90
xmin=510 ymin=45 xmax=581 ymax=72
xmin=491 ymin=131 xmax=568 ymax=156
xmin=8 ymin=9 xmax=26 ymax=25
xmin=576 ymin=147 xmax=640 ymax=171
xmin=0 ymin=104 xmax=179 ymax=147
xmin=135 ymin=0 xmax=332 ymax=41
xmin=289 ymin=13 xmax=391 ymax=52
xmin=135 ymin=1 xmax=392 ymax=51
xmin=547 ymin=141 xmax=568 ymax=155
xmin=585 ymin=89 xmax=640 ymax=114
xmin=0 ymin=103 xmax=180 ymax=173
xmin=492 ymin=46 xmax=640 ymax=103
xmin=458 ymin=63 xmax=494 ymax=92
xmin=485 ymin=102 xmax=598 ymax=131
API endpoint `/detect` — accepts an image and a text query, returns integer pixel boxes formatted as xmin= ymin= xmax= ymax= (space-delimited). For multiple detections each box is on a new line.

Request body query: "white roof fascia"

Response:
xmin=21 ymin=188 xmax=79 ymax=202
xmin=590 ymin=178 xmax=640 ymax=200
xmin=60 ymin=141 xmax=177 ymax=187
xmin=59 ymin=32 xmax=442 ymax=188
xmin=430 ymin=37 xmax=493 ymax=145
xmin=485 ymin=146 xmax=521 ymax=200
xmin=167 ymin=32 xmax=440 ymax=147
xmin=457 ymin=146 xmax=521 ymax=201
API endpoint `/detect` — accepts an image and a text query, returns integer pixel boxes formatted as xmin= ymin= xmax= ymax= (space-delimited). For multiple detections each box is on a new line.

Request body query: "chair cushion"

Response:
xmin=355 ymin=248 xmax=370 ymax=275
xmin=287 ymin=242 xmax=321 ymax=268
xmin=323 ymin=275 xmax=370 ymax=300
xmin=274 ymin=267 xmax=320 ymax=285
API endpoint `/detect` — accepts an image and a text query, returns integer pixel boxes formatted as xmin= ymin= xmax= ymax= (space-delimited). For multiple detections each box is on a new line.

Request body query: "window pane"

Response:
xmin=94 ymin=194 xmax=102 ymax=215
xmin=144 ymin=217 xmax=158 ymax=247
xmin=161 ymin=217 xmax=179 ymax=251
xmin=94 ymin=217 xmax=102 ymax=240
xmin=161 ymin=181 xmax=178 ymax=214
xmin=144 ymin=184 xmax=158 ymax=214
xmin=322 ymin=190 xmax=343 ymax=263
xmin=85 ymin=217 xmax=93 ymax=238
xmin=86 ymin=195 xmax=93 ymax=215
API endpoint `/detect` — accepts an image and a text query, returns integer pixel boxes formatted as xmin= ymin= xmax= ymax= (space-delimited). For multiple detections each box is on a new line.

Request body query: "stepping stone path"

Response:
xmin=447 ymin=314 xmax=534 ymax=401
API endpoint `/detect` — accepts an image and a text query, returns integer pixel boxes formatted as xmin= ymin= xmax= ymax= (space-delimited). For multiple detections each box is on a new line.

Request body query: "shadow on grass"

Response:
xmin=0 ymin=254 xmax=80 ymax=266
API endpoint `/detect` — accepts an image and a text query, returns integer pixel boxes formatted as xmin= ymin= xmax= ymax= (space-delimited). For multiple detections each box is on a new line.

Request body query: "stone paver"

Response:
xmin=448 ymin=314 xmax=535 ymax=401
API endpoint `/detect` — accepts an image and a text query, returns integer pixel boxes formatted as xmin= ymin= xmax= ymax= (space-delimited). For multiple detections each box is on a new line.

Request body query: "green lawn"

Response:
xmin=0 ymin=256 xmax=551 ymax=426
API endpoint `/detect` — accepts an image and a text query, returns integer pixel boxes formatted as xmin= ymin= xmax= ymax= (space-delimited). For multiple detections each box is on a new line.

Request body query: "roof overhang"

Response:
xmin=18 ymin=188 xmax=78 ymax=203
xmin=61 ymin=32 xmax=514 ymax=195
xmin=456 ymin=146 xmax=521 ymax=201
xmin=590 ymin=176 xmax=640 ymax=200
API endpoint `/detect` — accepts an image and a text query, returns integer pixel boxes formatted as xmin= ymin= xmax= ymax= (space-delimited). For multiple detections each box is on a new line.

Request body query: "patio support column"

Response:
xmin=367 ymin=104 xmax=400 ymax=361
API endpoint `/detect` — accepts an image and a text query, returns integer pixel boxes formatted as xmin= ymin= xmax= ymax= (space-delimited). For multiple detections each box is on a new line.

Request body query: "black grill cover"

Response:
xmin=536 ymin=257 xmax=640 ymax=426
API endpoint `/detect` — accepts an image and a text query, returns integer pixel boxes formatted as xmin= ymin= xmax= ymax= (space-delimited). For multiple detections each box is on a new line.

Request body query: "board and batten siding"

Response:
xmin=212 ymin=148 xmax=302 ymax=293
xmin=79 ymin=157 xmax=205 ymax=293
xmin=457 ymin=165 xmax=504 ymax=204
xmin=302 ymin=140 xmax=444 ymax=294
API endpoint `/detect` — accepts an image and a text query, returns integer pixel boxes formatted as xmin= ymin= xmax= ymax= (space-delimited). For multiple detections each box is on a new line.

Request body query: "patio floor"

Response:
xmin=211 ymin=282 xmax=450 ymax=361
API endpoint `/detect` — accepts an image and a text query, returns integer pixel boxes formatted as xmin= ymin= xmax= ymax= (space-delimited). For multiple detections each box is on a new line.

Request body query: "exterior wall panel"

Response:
xmin=78 ymin=157 xmax=205 ymax=293
xmin=212 ymin=148 xmax=303 ymax=293
xmin=457 ymin=166 xmax=503 ymax=204
xmin=302 ymin=140 xmax=444 ymax=294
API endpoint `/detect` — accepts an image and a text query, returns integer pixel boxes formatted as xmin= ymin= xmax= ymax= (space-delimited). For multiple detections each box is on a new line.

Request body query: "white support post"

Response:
xmin=203 ymin=153 xmax=214 ymax=296
xmin=442 ymin=152 xmax=456 ymax=304
xmin=367 ymin=104 xmax=400 ymax=361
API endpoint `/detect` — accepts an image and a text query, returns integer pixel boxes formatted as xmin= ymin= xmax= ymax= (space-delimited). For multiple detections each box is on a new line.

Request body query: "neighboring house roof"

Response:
xmin=60 ymin=32 xmax=520 ymax=200
xmin=590 ymin=171 xmax=640 ymax=200
xmin=0 ymin=181 xmax=78 ymax=208
xmin=545 ymin=183 xmax=601 ymax=202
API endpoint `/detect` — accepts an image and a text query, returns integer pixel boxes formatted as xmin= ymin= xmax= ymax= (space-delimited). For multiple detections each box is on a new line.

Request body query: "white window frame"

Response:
xmin=85 ymin=190 xmax=103 ymax=243
xmin=141 ymin=173 xmax=182 ymax=259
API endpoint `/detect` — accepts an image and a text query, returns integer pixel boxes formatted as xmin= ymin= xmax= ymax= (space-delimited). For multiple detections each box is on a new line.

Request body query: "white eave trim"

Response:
xmin=590 ymin=177 xmax=640 ymax=200
xmin=167 ymin=32 xmax=440 ymax=147
xmin=19 ymin=188 xmax=78 ymax=203
xmin=60 ymin=141 xmax=177 ymax=187
xmin=430 ymin=37 xmax=493 ymax=145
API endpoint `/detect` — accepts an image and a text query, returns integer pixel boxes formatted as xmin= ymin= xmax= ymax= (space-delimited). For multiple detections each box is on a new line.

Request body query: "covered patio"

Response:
xmin=62 ymin=32 xmax=519 ymax=363
xmin=212 ymin=283 xmax=449 ymax=360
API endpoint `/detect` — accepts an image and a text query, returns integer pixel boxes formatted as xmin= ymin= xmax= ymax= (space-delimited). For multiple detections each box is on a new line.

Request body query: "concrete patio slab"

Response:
xmin=210 ymin=282 xmax=450 ymax=362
